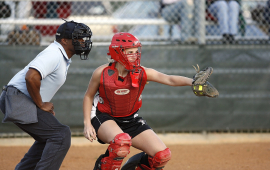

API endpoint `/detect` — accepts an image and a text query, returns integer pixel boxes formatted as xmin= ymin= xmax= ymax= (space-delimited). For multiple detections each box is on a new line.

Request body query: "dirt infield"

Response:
xmin=1 ymin=134 xmax=270 ymax=170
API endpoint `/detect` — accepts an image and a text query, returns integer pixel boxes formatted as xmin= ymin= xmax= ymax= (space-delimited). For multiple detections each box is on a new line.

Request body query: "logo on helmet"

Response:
xmin=114 ymin=89 xmax=130 ymax=95
xmin=134 ymin=41 xmax=140 ymax=45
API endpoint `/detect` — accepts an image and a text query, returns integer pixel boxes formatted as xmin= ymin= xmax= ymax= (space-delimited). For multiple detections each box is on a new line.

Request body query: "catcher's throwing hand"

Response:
xmin=192 ymin=64 xmax=219 ymax=98
xmin=84 ymin=124 xmax=97 ymax=142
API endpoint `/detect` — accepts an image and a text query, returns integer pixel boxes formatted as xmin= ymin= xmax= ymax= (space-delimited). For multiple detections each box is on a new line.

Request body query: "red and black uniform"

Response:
xmin=92 ymin=32 xmax=171 ymax=170
xmin=98 ymin=62 xmax=147 ymax=117
xmin=91 ymin=63 xmax=151 ymax=144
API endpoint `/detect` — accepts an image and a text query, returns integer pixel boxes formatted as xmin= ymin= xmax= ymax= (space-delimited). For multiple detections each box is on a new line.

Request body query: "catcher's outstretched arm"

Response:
xmin=144 ymin=67 xmax=193 ymax=86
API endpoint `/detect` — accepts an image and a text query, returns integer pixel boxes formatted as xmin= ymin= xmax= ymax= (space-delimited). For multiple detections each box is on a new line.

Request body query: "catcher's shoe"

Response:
xmin=121 ymin=152 xmax=145 ymax=170
xmin=93 ymin=154 xmax=105 ymax=170
xmin=192 ymin=64 xmax=213 ymax=85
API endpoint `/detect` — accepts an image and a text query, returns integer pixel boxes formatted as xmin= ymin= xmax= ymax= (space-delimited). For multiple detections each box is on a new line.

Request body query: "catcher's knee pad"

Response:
xmin=101 ymin=133 xmax=132 ymax=170
xmin=148 ymin=148 xmax=171 ymax=170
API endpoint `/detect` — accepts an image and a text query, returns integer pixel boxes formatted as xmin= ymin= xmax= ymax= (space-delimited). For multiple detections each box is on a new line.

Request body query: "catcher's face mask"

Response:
xmin=108 ymin=32 xmax=142 ymax=87
xmin=121 ymin=47 xmax=141 ymax=68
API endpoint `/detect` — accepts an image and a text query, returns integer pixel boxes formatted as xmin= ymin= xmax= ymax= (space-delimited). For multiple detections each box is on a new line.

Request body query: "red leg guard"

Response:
xmin=135 ymin=148 xmax=171 ymax=170
xmin=148 ymin=148 xmax=171 ymax=170
xmin=100 ymin=133 xmax=132 ymax=170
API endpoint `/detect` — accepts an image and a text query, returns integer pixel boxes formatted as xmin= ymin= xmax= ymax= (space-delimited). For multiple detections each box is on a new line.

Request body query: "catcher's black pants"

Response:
xmin=14 ymin=108 xmax=71 ymax=170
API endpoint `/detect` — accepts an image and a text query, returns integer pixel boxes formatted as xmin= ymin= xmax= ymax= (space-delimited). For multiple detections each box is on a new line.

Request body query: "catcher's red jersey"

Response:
xmin=97 ymin=62 xmax=147 ymax=117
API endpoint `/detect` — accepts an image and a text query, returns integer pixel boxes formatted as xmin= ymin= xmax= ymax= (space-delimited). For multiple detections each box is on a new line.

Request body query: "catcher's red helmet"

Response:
xmin=108 ymin=32 xmax=142 ymax=71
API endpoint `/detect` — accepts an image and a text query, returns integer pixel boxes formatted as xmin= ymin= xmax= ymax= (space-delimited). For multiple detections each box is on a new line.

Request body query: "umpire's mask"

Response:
xmin=56 ymin=21 xmax=93 ymax=60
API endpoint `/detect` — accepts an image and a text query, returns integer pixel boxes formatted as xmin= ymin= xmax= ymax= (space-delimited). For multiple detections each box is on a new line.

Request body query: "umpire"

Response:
xmin=0 ymin=20 xmax=92 ymax=170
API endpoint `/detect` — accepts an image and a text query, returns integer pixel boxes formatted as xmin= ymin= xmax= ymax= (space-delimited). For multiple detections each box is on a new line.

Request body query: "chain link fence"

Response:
xmin=0 ymin=0 xmax=269 ymax=46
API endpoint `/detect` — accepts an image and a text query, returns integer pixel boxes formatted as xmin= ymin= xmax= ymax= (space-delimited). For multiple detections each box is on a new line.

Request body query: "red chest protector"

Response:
xmin=98 ymin=62 xmax=147 ymax=117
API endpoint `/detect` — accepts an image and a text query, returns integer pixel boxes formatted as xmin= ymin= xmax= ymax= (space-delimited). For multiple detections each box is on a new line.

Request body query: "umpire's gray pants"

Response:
xmin=14 ymin=108 xmax=71 ymax=170
xmin=0 ymin=90 xmax=71 ymax=170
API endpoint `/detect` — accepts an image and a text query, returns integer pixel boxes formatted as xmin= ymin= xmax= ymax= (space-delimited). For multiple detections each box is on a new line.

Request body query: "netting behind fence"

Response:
xmin=0 ymin=0 xmax=270 ymax=46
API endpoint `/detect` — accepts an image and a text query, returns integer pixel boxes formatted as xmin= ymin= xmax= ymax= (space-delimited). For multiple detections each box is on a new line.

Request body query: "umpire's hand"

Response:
xmin=40 ymin=102 xmax=55 ymax=116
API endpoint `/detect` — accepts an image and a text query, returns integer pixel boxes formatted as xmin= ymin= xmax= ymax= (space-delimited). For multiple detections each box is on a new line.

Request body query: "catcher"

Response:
xmin=83 ymin=32 xmax=218 ymax=170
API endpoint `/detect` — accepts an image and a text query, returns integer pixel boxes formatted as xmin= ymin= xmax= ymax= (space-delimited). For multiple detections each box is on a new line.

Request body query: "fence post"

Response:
xmin=194 ymin=0 xmax=205 ymax=45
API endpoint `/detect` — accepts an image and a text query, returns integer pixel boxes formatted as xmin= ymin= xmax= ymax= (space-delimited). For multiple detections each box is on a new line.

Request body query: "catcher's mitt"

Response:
xmin=192 ymin=64 xmax=219 ymax=98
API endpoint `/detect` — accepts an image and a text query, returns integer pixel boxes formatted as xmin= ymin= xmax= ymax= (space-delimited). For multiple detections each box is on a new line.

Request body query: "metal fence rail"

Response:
xmin=0 ymin=0 xmax=269 ymax=45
